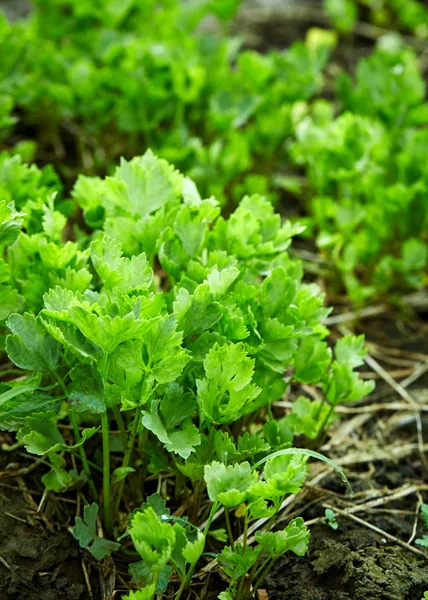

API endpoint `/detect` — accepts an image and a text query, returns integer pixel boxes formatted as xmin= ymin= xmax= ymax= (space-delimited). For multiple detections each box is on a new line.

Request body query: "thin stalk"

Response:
xmin=204 ymin=501 xmax=221 ymax=535
xmin=245 ymin=503 xmax=282 ymax=595
xmin=252 ymin=557 xmax=275 ymax=595
xmin=315 ymin=403 xmax=336 ymax=447
xmin=53 ymin=370 xmax=98 ymax=499
xmin=175 ymin=565 xmax=195 ymax=600
xmin=101 ymin=410 xmax=113 ymax=536
xmin=224 ymin=508 xmax=235 ymax=549
xmin=242 ymin=514 xmax=249 ymax=552
xmin=313 ymin=396 xmax=326 ymax=422
xmin=112 ymin=406 xmax=127 ymax=449
xmin=114 ymin=408 xmax=141 ymax=516
xmin=175 ymin=502 xmax=220 ymax=600
xmin=236 ymin=516 xmax=250 ymax=600
xmin=253 ymin=555 xmax=272 ymax=582
xmin=70 ymin=411 xmax=98 ymax=500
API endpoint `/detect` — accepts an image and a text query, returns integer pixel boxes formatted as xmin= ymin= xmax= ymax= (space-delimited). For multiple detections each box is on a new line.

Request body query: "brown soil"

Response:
xmin=0 ymin=453 xmax=87 ymax=599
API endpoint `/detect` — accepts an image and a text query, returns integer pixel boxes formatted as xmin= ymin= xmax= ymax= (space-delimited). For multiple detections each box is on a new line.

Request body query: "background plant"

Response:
xmin=1 ymin=1 xmax=427 ymax=303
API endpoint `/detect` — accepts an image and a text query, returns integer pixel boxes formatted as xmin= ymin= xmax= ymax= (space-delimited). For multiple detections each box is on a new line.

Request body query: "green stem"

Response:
xmin=204 ymin=501 xmax=220 ymax=535
xmin=175 ymin=502 xmax=220 ymax=600
xmin=242 ymin=514 xmax=249 ymax=552
xmin=114 ymin=408 xmax=141 ymax=516
xmin=53 ymin=370 xmax=98 ymax=500
xmin=70 ymin=411 xmax=98 ymax=499
xmin=314 ymin=396 xmax=326 ymax=422
xmin=224 ymin=508 xmax=235 ymax=549
xmin=315 ymin=403 xmax=336 ymax=446
xmin=112 ymin=406 xmax=127 ymax=449
xmin=252 ymin=557 xmax=275 ymax=595
xmin=101 ymin=410 xmax=113 ymax=536
xmin=175 ymin=565 xmax=195 ymax=600
xmin=237 ymin=517 xmax=250 ymax=600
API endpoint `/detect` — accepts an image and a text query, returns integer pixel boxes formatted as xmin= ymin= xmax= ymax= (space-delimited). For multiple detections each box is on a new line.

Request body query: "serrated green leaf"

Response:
xmin=256 ymin=517 xmax=309 ymax=558
xmin=0 ymin=390 xmax=60 ymax=431
xmin=197 ymin=342 xmax=260 ymax=424
xmin=6 ymin=313 xmax=61 ymax=372
xmin=69 ymin=365 xmax=105 ymax=414
xmin=294 ymin=337 xmax=332 ymax=384
xmin=335 ymin=335 xmax=367 ymax=368
xmin=130 ymin=506 xmax=175 ymax=573
xmin=173 ymin=283 xmax=222 ymax=338
xmin=182 ymin=530 xmax=205 ymax=566
xmin=217 ymin=544 xmax=261 ymax=584
xmin=204 ymin=461 xmax=257 ymax=507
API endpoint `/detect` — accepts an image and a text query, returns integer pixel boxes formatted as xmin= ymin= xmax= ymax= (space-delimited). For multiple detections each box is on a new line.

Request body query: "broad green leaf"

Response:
xmin=174 ymin=199 xmax=220 ymax=256
xmin=91 ymin=236 xmax=152 ymax=292
xmin=173 ymin=283 xmax=222 ymax=338
xmin=325 ymin=362 xmax=374 ymax=405
xmin=143 ymin=315 xmax=189 ymax=384
xmin=69 ymin=365 xmax=105 ymax=414
xmin=182 ymin=531 xmax=205 ymax=566
xmin=142 ymin=399 xmax=200 ymax=459
xmin=129 ymin=560 xmax=172 ymax=593
xmin=69 ymin=306 xmax=157 ymax=355
xmin=160 ymin=383 xmax=196 ymax=429
xmin=261 ymin=267 xmax=297 ymax=317
xmin=207 ymin=266 xmax=240 ymax=296
xmin=104 ymin=152 xmax=181 ymax=218
xmin=0 ymin=390 xmax=60 ymax=431
xmin=6 ymin=313 xmax=61 ymax=372
xmin=294 ymin=337 xmax=332 ymax=384
xmin=42 ymin=454 xmax=72 ymax=492
xmin=0 ymin=200 xmax=24 ymax=248
xmin=256 ymin=453 xmax=308 ymax=498
xmin=335 ymin=335 xmax=367 ymax=368
xmin=17 ymin=417 xmax=65 ymax=455
xmin=122 ymin=586 xmax=156 ymax=600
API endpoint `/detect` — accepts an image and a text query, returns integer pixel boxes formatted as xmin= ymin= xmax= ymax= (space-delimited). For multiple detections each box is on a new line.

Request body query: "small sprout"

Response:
xmin=324 ymin=508 xmax=339 ymax=530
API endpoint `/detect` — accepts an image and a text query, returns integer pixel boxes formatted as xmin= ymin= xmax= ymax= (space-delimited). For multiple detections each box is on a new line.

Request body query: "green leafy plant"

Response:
xmin=324 ymin=508 xmax=339 ymax=530
xmin=325 ymin=0 xmax=428 ymax=38
xmin=291 ymin=39 xmax=428 ymax=303
xmin=0 ymin=0 xmax=334 ymax=206
xmin=1 ymin=151 xmax=371 ymax=597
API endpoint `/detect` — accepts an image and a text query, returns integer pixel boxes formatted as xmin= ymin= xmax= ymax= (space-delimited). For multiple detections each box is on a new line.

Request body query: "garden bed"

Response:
xmin=0 ymin=1 xmax=427 ymax=599
xmin=1 ymin=306 xmax=427 ymax=599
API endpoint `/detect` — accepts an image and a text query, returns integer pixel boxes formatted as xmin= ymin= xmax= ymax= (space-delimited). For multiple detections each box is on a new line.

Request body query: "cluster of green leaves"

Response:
xmin=2 ymin=1 xmax=426 ymax=303
xmin=120 ymin=454 xmax=309 ymax=600
xmin=1 ymin=152 xmax=371 ymax=598
xmin=324 ymin=0 xmax=428 ymax=37
xmin=0 ymin=0 xmax=333 ymax=205
xmin=0 ymin=152 xmax=90 ymax=331
xmin=292 ymin=38 xmax=428 ymax=302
